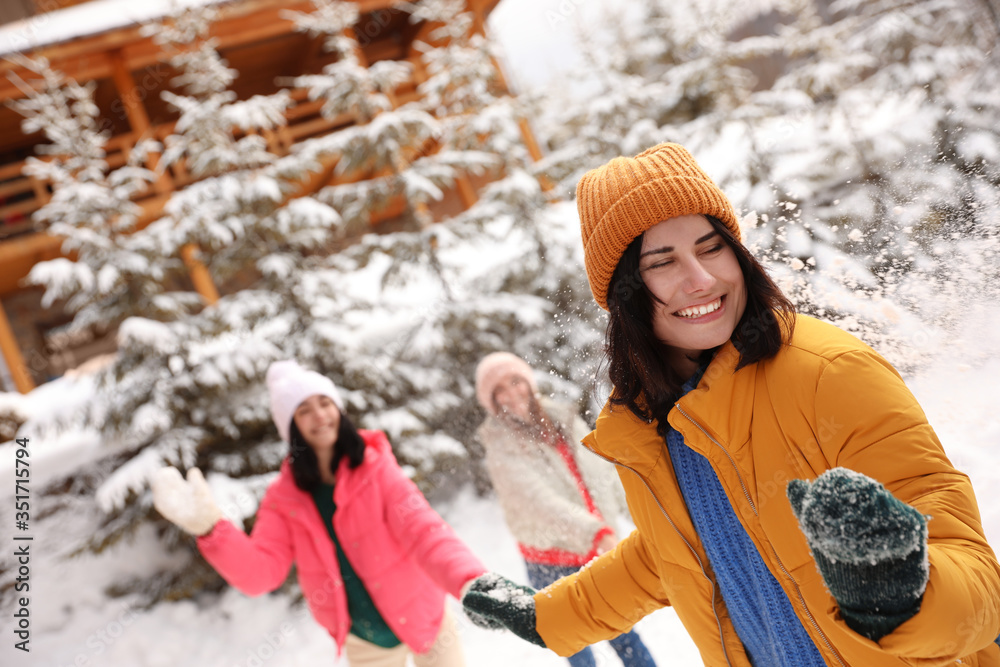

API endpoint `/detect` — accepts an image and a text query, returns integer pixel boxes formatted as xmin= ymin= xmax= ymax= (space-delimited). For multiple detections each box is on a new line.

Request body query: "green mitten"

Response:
xmin=461 ymin=572 xmax=546 ymax=647
xmin=787 ymin=467 xmax=929 ymax=642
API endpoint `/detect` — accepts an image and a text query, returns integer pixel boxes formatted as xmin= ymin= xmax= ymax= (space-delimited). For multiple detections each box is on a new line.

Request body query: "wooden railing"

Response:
xmin=32 ymin=0 xmax=94 ymax=12
xmin=0 ymin=79 xmax=421 ymax=239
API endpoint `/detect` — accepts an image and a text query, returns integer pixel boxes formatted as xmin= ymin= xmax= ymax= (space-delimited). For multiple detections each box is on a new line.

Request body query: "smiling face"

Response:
xmin=639 ymin=214 xmax=747 ymax=369
xmin=492 ymin=372 xmax=535 ymax=423
xmin=293 ymin=394 xmax=342 ymax=453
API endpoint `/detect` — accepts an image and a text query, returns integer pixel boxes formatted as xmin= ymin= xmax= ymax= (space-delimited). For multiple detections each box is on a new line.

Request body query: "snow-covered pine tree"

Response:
xmin=278 ymin=0 xmax=604 ymax=490
xmin=11 ymin=55 xmax=199 ymax=333
xmin=710 ymin=0 xmax=1000 ymax=366
xmin=395 ymin=0 xmax=550 ymax=273
xmin=81 ymin=4 xmax=348 ymax=566
xmin=287 ymin=0 xmax=458 ymax=233
xmin=11 ymin=0 xmax=606 ymax=609
xmin=9 ymin=5 xmax=343 ymax=599
xmin=405 ymin=0 xmax=610 ymax=428
xmin=532 ymin=0 xmax=764 ymax=198
xmin=534 ymin=0 xmax=1000 ymax=369
xmin=144 ymin=5 xmax=339 ymax=287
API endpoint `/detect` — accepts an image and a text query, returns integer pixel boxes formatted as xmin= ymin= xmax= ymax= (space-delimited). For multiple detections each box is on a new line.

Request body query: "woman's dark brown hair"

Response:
xmin=288 ymin=412 xmax=366 ymax=491
xmin=604 ymin=215 xmax=796 ymax=433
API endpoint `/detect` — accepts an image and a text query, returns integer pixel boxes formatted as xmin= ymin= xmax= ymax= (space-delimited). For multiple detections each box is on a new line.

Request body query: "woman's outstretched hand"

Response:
xmin=151 ymin=467 xmax=222 ymax=536
xmin=461 ymin=572 xmax=546 ymax=647
xmin=787 ymin=467 xmax=929 ymax=641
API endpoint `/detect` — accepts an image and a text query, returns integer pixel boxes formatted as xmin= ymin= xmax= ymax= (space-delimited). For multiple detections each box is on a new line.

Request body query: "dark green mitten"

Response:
xmin=461 ymin=572 xmax=546 ymax=647
xmin=787 ymin=467 xmax=929 ymax=642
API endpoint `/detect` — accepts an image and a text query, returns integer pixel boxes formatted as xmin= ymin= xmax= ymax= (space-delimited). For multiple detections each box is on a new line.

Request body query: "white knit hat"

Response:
xmin=266 ymin=360 xmax=344 ymax=442
xmin=475 ymin=352 xmax=538 ymax=415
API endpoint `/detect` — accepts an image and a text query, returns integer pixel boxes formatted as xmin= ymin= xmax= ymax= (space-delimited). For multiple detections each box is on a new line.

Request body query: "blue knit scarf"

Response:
xmin=666 ymin=372 xmax=826 ymax=666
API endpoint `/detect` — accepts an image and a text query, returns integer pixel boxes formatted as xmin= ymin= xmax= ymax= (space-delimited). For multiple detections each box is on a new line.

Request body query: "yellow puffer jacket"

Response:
xmin=534 ymin=314 xmax=1000 ymax=666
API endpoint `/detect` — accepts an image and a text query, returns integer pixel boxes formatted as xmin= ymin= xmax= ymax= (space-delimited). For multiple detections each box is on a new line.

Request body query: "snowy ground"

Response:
xmin=0 ymin=465 xmax=700 ymax=667
xmin=1 ymin=0 xmax=997 ymax=663
xmin=2 ymin=313 xmax=1000 ymax=667
xmin=2 ymin=202 xmax=998 ymax=666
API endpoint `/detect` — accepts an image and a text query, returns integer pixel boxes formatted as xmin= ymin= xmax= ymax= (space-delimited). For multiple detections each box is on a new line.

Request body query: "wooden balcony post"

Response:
xmin=346 ymin=27 xmax=370 ymax=66
xmin=109 ymin=49 xmax=173 ymax=195
xmin=0 ymin=301 xmax=35 ymax=394
xmin=464 ymin=0 xmax=550 ymax=188
xmin=456 ymin=175 xmax=478 ymax=208
xmin=29 ymin=175 xmax=50 ymax=206
xmin=180 ymin=244 xmax=220 ymax=306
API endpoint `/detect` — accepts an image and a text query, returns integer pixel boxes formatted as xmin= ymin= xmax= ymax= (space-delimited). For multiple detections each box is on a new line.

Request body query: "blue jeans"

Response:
xmin=525 ymin=561 xmax=657 ymax=667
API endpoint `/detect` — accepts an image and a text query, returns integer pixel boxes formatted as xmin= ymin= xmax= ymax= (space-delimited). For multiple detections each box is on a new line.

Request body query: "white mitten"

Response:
xmin=151 ymin=467 xmax=223 ymax=536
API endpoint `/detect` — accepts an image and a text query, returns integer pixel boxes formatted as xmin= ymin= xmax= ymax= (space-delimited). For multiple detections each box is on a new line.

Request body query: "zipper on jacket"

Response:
xmin=675 ymin=404 xmax=757 ymax=515
xmin=584 ymin=445 xmax=734 ymax=667
xmin=675 ymin=405 xmax=847 ymax=667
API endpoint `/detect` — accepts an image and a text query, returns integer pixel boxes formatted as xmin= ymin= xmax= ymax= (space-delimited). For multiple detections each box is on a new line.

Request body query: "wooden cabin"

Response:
xmin=0 ymin=0 xmax=540 ymax=393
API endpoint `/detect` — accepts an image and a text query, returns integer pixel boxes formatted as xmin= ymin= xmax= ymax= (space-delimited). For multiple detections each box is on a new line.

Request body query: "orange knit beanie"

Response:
xmin=577 ymin=142 xmax=741 ymax=310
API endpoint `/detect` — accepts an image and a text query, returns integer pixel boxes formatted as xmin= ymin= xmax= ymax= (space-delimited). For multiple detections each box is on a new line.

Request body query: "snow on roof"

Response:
xmin=0 ymin=0 xmax=236 ymax=58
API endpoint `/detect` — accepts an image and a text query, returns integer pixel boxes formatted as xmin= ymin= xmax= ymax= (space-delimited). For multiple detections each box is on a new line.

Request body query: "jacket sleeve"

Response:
xmin=535 ymin=531 xmax=669 ymax=657
xmin=197 ymin=489 xmax=295 ymax=597
xmin=533 ymin=527 xmax=669 ymax=656
xmin=375 ymin=436 xmax=487 ymax=598
xmin=814 ymin=350 xmax=1000 ymax=661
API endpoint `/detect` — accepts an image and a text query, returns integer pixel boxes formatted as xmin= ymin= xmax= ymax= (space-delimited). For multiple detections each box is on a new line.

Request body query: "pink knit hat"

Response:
xmin=475 ymin=352 xmax=538 ymax=415
xmin=266 ymin=360 xmax=344 ymax=442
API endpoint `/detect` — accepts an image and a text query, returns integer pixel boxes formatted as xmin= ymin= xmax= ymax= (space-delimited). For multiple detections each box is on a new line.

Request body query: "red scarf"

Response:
xmin=517 ymin=429 xmax=612 ymax=567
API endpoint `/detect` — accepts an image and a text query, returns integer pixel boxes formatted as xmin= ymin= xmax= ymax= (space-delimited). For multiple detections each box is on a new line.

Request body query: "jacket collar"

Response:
xmin=584 ymin=341 xmax=756 ymax=469
xmin=266 ymin=460 xmax=314 ymax=509
xmin=266 ymin=429 xmax=389 ymax=510
xmin=670 ymin=342 xmax=756 ymax=455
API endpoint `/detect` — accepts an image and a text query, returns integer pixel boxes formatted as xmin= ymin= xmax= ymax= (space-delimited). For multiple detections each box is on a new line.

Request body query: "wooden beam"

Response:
xmin=108 ymin=48 xmax=173 ymax=194
xmin=0 ymin=299 xmax=34 ymax=393
xmin=0 ymin=139 xmax=343 ymax=298
xmin=0 ymin=197 xmax=42 ymax=219
xmin=456 ymin=174 xmax=478 ymax=208
xmin=362 ymin=36 xmax=407 ymax=63
xmin=518 ymin=117 xmax=544 ymax=163
xmin=0 ymin=53 xmax=114 ymax=102
xmin=0 ymin=0 xmax=406 ymax=88
xmin=180 ymin=244 xmax=219 ymax=305
xmin=108 ymin=49 xmax=152 ymax=134
xmin=300 ymin=33 xmax=327 ymax=75
xmin=0 ymin=0 xmax=298 ymax=73
xmin=0 ymin=0 xmax=515 ymax=300
xmin=466 ymin=0 xmax=503 ymax=20
xmin=0 ymin=177 xmax=35 ymax=199
xmin=370 ymin=195 xmax=407 ymax=225
xmin=0 ymin=0 xmax=430 ymax=102
xmin=0 ymin=232 xmax=63 ymax=297
xmin=468 ymin=2 xmax=489 ymax=39
xmin=346 ymin=27 xmax=370 ymax=67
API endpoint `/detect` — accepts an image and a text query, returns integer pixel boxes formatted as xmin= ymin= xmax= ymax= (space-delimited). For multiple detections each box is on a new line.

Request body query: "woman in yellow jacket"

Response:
xmin=460 ymin=143 xmax=1000 ymax=666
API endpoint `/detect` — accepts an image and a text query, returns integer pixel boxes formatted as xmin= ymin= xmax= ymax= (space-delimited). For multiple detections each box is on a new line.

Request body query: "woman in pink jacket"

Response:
xmin=151 ymin=360 xmax=487 ymax=666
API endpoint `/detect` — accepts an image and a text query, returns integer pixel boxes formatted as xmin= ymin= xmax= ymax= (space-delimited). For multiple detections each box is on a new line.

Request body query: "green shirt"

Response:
xmin=310 ymin=483 xmax=401 ymax=648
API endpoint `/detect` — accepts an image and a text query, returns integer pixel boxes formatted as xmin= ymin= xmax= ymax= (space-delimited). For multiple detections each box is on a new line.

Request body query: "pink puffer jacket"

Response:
xmin=198 ymin=430 xmax=486 ymax=653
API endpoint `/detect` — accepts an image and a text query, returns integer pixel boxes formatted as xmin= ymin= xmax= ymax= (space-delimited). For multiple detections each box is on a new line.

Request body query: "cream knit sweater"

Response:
xmin=477 ymin=399 xmax=626 ymax=557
